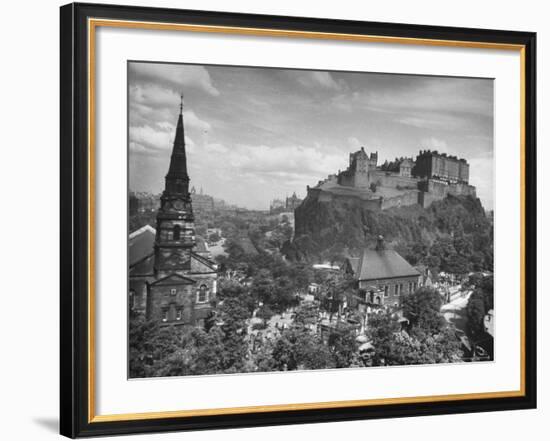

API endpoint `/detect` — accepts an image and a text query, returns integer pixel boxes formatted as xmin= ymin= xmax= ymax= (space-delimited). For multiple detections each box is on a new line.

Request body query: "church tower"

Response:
xmin=153 ymin=95 xmax=196 ymax=278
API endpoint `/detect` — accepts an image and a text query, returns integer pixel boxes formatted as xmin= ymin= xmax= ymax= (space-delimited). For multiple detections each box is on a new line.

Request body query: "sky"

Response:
xmin=128 ymin=62 xmax=494 ymax=210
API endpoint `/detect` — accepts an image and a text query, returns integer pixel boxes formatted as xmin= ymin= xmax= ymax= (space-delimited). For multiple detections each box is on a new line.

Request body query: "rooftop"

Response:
xmin=129 ymin=225 xmax=155 ymax=266
xmin=352 ymin=248 xmax=420 ymax=281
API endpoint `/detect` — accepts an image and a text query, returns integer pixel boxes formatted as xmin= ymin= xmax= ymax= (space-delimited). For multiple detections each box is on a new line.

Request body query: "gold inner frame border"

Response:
xmin=87 ymin=17 xmax=527 ymax=423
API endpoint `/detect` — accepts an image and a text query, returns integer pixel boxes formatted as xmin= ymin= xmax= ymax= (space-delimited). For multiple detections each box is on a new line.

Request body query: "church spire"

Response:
xmin=164 ymin=93 xmax=189 ymax=194
xmin=154 ymin=94 xmax=196 ymax=277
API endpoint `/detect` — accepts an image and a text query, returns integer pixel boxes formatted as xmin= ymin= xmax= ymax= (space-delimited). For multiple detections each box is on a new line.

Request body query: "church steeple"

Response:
xmin=153 ymin=95 xmax=196 ymax=278
xmin=164 ymin=94 xmax=189 ymax=195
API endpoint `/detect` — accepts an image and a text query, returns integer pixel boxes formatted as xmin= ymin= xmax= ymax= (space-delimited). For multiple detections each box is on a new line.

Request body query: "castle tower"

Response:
xmin=153 ymin=95 xmax=196 ymax=278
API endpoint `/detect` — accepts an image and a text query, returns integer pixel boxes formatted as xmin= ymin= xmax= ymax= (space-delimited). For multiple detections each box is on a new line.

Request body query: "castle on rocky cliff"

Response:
xmin=304 ymin=147 xmax=476 ymax=210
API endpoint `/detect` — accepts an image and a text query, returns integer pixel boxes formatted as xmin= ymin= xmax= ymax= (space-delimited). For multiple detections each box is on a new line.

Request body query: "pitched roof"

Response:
xmin=190 ymin=251 xmax=217 ymax=272
xmin=129 ymin=254 xmax=154 ymax=277
xmin=129 ymin=225 xmax=156 ymax=266
xmin=194 ymin=236 xmax=209 ymax=253
xmin=355 ymin=249 xmax=420 ymax=281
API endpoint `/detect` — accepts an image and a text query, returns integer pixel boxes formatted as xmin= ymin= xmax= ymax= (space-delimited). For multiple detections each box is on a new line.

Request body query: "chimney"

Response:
xmin=376 ymin=235 xmax=385 ymax=251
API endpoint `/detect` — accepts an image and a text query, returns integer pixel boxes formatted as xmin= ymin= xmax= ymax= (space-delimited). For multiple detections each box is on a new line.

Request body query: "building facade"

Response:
xmin=413 ymin=150 xmax=470 ymax=184
xmin=190 ymin=187 xmax=215 ymax=213
xmin=129 ymin=98 xmax=218 ymax=327
xmin=343 ymin=237 xmax=421 ymax=307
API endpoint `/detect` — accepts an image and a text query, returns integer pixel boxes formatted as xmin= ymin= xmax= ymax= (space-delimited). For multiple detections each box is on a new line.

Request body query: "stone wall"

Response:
xmin=309 ymin=188 xmax=382 ymax=210
xmin=146 ymin=277 xmax=215 ymax=326
xmin=129 ymin=277 xmax=150 ymax=313
xmin=418 ymin=179 xmax=477 ymax=208
xmin=380 ymin=189 xmax=421 ymax=210
xmin=371 ymin=171 xmax=418 ymax=189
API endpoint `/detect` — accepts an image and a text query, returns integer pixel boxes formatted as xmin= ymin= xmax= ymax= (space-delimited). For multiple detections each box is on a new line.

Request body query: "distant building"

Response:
xmin=270 ymin=192 xmax=303 ymax=213
xmin=129 ymin=192 xmax=161 ymax=213
xmin=270 ymin=198 xmax=285 ymax=213
xmin=190 ymin=186 xmax=215 ymax=213
xmin=413 ymin=150 xmax=469 ymax=184
xmin=129 ymin=99 xmax=217 ymax=328
xmin=343 ymin=236 xmax=421 ymax=307
xmin=285 ymin=192 xmax=303 ymax=210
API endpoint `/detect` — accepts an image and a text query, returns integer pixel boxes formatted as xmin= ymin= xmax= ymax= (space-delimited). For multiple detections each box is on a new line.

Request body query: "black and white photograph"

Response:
xmin=128 ymin=61 xmax=495 ymax=378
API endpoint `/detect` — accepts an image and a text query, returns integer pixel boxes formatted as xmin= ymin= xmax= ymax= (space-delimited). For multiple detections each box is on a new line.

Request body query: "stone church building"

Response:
xmin=129 ymin=98 xmax=218 ymax=327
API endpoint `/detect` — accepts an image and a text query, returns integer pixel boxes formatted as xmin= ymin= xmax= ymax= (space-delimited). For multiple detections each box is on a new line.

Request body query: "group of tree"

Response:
xmin=216 ymin=242 xmax=315 ymax=313
xmin=129 ymin=299 xmax=362 ymax=378
xmin=129 ymin=293 xmax=251 ymax=378
xmin=366 ymin=287 xmax=463 ymax=366
xmin=465 ymin=274 xmax=494 ymax=357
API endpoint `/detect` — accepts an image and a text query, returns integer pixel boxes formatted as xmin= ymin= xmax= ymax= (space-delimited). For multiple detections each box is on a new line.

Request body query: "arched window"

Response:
xmin=173 ymin=225 xmax=181 ymax=240
xmin=197 ymin=284 xmax=208 ymax=303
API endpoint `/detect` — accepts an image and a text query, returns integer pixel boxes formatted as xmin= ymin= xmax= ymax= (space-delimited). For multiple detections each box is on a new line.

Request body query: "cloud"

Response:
xmin=297 ymin=71 xmax=344 ymax=91
xmin=421 ymin=137 xmax=448 ymax=150
xmin=347 ymin=137 xmax=361 ymax=150
xmin=129 ymin=123 xmax=197 ymax=156
xmin=204 ymin=143 xmax=228 ymax=153
xmin=128 ymin=80 xmax=213 ymax=157
xmin=128 ymin=63 xmax=494 ymax=210
xmin=129 ymin=63 xmax=219 ymax=96
xmin=183 ymin=110 xmax=211 ymax=132
xmin=129 ymin=125 xmax=172 ymax=153
xmin=468 ymin=155 xmax=494 ymax=210
xmin=227 ymin=144 xmax=347 ymax=180
xmin=362 ymin=78 xmax=493 ymax=118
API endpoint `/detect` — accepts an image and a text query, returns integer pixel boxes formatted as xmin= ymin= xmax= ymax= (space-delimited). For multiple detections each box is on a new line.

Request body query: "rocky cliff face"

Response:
xmin=287 ymin=191 xmax=490 ymax=264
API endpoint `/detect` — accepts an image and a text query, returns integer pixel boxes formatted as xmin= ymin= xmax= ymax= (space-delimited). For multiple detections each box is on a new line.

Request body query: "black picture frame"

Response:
xmin=60 ymin=2 xmax=537 ymax=438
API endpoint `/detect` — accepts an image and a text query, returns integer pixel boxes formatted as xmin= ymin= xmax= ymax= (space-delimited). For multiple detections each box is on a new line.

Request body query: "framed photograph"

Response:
xmin=60 ymin=2 xmax=536 ymax=438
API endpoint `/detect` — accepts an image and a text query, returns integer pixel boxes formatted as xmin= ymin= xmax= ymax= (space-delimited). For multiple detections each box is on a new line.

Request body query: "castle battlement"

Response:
xmin=306 ymin=146 xmax=476 ymax=211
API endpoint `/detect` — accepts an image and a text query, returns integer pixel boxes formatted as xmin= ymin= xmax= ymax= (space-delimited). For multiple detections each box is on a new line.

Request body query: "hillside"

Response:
xmin=287 ymin=194 xmax=493 ymax=274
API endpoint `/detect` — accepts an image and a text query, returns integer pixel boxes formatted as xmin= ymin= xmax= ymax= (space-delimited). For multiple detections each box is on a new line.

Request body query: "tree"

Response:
xmin=466 ymin=292 xmax=486 ymax=336
xmin=225 ymin=239 xmax=246 ymax=260
xmin=466 ymin=274 xmax=494 ymax=339
xmin=328 ymin=323 xmax=359 ymax=368
xmin=155 ymin=327 xmax=225 ymax=377
xmin=271 ymin=327 xmax=334 ymax=371
xmin=422 ymin=254 xmax=441 ymax=275
xmin=320 ymin=272 xmax=355 ymax=321
xmin=129 ymin=314 xmax=186 ymax=378
xmin=217 ymin=297 xmax=251 ymax=372
xmin=208 ymin=231 xmax=221 ymax=243
xmin=402 ymin=287 xmax=444 ymax=335
xmin=256 ymin=304 xmax=275 ymax=324
xmin=367 ymin=310 xmax=462 ymax=366
xmin=218 ymin=279 xmax=256 ymax=313
xmin=366 ymin=311 xmax=402 ymax=366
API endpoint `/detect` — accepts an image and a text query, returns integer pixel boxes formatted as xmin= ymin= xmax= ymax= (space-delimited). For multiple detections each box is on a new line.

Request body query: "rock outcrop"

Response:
xmin=287 ymin=193 xmax=491 ymax=265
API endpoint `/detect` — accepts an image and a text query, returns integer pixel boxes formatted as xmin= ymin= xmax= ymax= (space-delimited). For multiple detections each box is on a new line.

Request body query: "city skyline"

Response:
xmin=129 ymin=62 xmax=494 ymax=210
